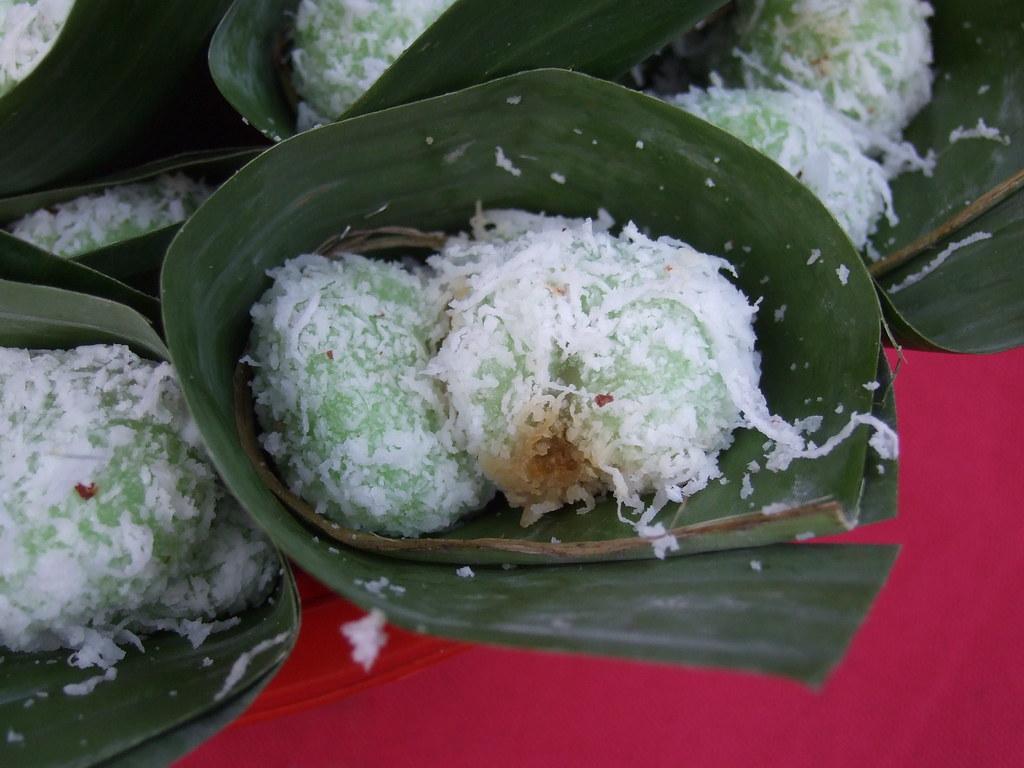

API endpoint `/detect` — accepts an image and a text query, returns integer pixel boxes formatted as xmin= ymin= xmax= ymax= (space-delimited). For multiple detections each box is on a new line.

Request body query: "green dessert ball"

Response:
xmin=6 ymin=173 xmax=212 ymax=258
xmin=247 ymin=252 xmax=493 ymax=537
xmin=0 ymin=344 xmax=278 ymax=668
xmin=289 ymin=0 xmax=455 ymax=130
xmin=428 ymin=211 xmax=777 ymax=524
xmin=0 ymin=0 xmax=73 ymax=98
xmin=666 ymin=86 xmax=895 ymax=249
xmin=732 ymin=0 xmax=934 ymax=136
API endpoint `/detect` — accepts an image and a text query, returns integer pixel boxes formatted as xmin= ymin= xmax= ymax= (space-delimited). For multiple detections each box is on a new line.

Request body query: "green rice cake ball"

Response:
xmin=0 ymin=0 xmax=73 ymax=98
xmin=429 ymin=211 xmax=778 ymax=524
xmin=567 ymin=298 xmax=744 ymax=510
xmin=0 ymin=344 xmax=278 ymax=668
xmin=667 ymin=86 xmax=895 ymax=249
xmin=733 ymin=0 xmax=934 ymax=136
xmin=6 ymin=173 xmax=212 ymax=258
xmin=290 ymin=0 xmax=455 ymax=130
xmin=247 ymin=252 xmax=493 ymax=537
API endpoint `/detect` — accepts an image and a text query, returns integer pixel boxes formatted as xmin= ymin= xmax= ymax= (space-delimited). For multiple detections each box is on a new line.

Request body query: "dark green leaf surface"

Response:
xmin=0 ymin=285 xmax=300 ymax=767
xmin=0 ymin=1 xmax=232 ymax=195
xmin=0 ymin=575 xmax=297 ymax=768
xmin=347 ymin=0 xmax=728 ymax=118
xmin=857 ymin=353 xmax=898 ymax=527
xmin=0 ymin=279 xmax=166 ymax=360
xmin=869 ymin=0 xmax=1024 ymax=352
xmin=0 ymin=148 xmax=260 ymax=223
xmin=72 ymin=229 xmax=177 ymax=296
xmin=210 ymin=0 xmax=727 ymax=139
xmin=97 ymin=670 xmax=278 ymax=768
xmin=0 ymin=233 xmax=161 ymax=325
xmin=209 ymin=0 xmax=297 ymax=142
xmin=162 ymin=71 xmax=892 ymax=678
xmin=306 ymin=542 xmax=898 ymax=685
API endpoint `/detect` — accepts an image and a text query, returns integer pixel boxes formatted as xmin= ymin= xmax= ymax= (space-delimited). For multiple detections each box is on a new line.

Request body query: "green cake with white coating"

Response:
xmin=0 ymin=0 xmax=73 ymax=98
xmin=246 ymin=252 xmax=493 ymax=537
xmin=289 ymin=0 xmax=455 ymax=130
xmin=0 ymin=344 xmax=278 ymax=669
xmin=247 ymin=213 xmax=880 ymax=534
xmin=428 ymin=211 xmax=803 ymax=525
xmin=6 ymin=173 xmax=212 ymax=258
xmin=731 ymin=0 xmax=934 ymax=136
xmin=666 ymin=87 xmax=895 ymax=249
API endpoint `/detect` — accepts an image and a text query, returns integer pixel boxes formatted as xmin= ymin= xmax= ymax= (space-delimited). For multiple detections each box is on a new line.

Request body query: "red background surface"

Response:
xmin=179 ymin=347 xmax=1024 ymax=768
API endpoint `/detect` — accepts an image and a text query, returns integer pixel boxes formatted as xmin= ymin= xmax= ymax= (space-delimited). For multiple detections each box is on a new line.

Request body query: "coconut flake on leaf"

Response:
xmin=6 ymin=173 xmax=212 ymax=258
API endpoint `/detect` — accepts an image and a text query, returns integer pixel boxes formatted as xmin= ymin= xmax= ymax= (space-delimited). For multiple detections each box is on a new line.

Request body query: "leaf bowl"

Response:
xmin=162 ymin=69 xmax=897 ymax=683
xmin=0 ymin=279 xmax=300 ymax=768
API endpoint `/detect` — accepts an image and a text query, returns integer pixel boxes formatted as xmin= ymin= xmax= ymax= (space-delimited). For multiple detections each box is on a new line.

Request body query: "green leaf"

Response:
xmin=0 ymin=234 xmax=161 ymax=326
xmin=0 ymin=279 xmax=166 ymax=360
xmin=162 ymin=70 xmax=892 ymax=677
xmin=72 ymin=229 xmax=177 ymax=296
xmin=857 ymin=353 xmax=898 ymax=527
xmin=314 ymin=542 xmax=898 ymax=685
xmin=0 ymin=149 xmax=260 ymax=294
xmin=0 ymin=575 xmax=298 ymax=768
xmin=0 ymin=1 xmax=232 ymax=196
xmin=0 ymin=149 xmax=260 ymax=223
xmin=96 ymin=670 xmax=278 ymax=768
xmin=210 ymin=0 xmax=728 ymax=139
xmin=0 ymin=284 xmax=300 ymax=767
xmin=209 ymin=0 xmax=297 ymax=142
xmin=346 ymin=0 xmax=729 ymax=118
xmin=95 ymin=671 xmax=276 ymax=768
xmin=868 ymin=0 xmax=1024 ymax=352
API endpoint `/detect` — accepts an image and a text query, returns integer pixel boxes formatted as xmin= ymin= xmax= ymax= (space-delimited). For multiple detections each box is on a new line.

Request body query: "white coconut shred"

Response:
xmin=290 ymin=0 xmax=455 ymax=130
xmin=341 ymin=609 xmax=387 ymax=672
xmin=949 ymin=118 xmax=1012 ymax=146
xmin=665 ymin=86 xmax=897 ymax=249
xmin=0 ymin=0 xmax=73 ymax=98
xmin=6 ymin=173 xmax=212 ymax=258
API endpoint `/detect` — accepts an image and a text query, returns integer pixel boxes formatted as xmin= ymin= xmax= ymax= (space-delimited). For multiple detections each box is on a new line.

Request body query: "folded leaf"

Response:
xmin=0 ymin=1 xmax=233 ymax=195
xmin=0 ymin=282 xmax=299 ymax=768
xmin=869 ymin=0 xmax=1024 ymax=352
xmin=162 ymin=70 xmax=893 ymax=679
xmin=0 ymin=149 xmax=260 ymax=294
xmin=210 ymin=0 xmax=728 ymax=139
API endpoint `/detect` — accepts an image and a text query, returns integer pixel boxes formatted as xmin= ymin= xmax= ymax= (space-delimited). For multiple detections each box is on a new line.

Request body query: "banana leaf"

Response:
xmin=0 ymin=235 xmax=161 ymax=327
xmin=162 ymin=70 xmax=896 ymax=680
xmin=868 ymin=0 xmax=1024 ymax=352
xmin=209 ymin=0 xmax=728 ymax=139
xmin=0 ymin=280 xmax=300 ymax=767
xmin=0 ymin=279 xmax=165 ymax=358
xmin=857 ymin=353 xmax=898 ymax=527
xmin=0 ymin=149 xmax=260 ymax=294
xmin=0 ymin=1 xmax=233 ymax=196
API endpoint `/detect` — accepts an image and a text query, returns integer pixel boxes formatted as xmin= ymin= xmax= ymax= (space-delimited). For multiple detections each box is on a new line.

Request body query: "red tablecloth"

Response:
xmin=179 ymin=347 xmax=1024 ymax=768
